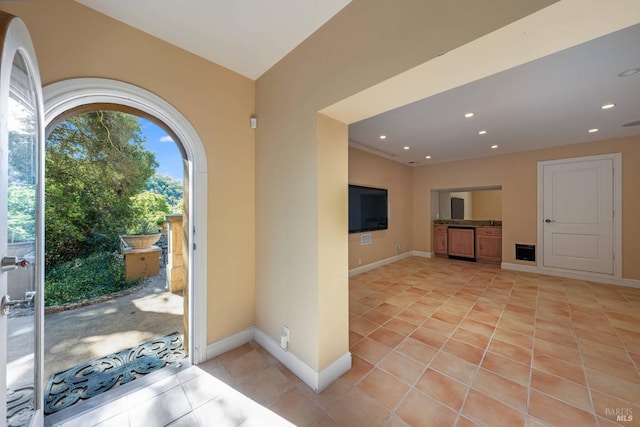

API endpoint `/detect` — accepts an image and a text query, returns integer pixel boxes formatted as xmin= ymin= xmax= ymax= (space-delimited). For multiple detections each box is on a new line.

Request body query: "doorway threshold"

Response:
xmin=44 ymin=359 xmax=190 ymax=427
xmin=44 ymin=332 xmax=187 ymax=424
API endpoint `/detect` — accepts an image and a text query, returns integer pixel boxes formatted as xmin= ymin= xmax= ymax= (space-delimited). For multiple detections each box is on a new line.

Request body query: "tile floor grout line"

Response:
xmin=600 ymin=285 xmax=640 ymax=380
xmin=345 ymin=269 xmax=416 ymax=425
xmin=576 ymin=281 xmax=617 ymax=421
xmin=406 ymin=264 xmax=513 ymax=424
xmin=360 ymin=268 xmax=431 ymax=426
xmin=450 ymin=274 xmax=494 ymax=427
xmin=455 ymin=269 xmax=522 ymax=426
xmin=352 ymin=272 xmax=445 ymax=420
xmin=66 ymin=257 xmax=640 ymax=427
xmin=531 ymin=277 xmax=627 ymax=425
xmin=357 ymin=265 xmax=479 ymax=424
xmin=391 ymin=286 xmax=466 ymax=416
xmin=574 ymin=281 xmax=624 ymax=425
xmin=525 ymin=272 xmax=541 ymax=427
xmin=387 ymin=303 xmax=458 ymax=421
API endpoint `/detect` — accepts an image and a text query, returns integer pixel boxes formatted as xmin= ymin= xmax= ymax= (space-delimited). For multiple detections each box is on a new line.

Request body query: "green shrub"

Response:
xmin=45 ymin=251 xmax=140 ymax=306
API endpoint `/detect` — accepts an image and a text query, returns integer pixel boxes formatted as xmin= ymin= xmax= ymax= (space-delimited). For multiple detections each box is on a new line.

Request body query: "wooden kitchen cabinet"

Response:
xmin=447 ymin=227 xmax=475 ymax=259
xmin=476 ymin=227 xmax=502 ymax=262
xmin=433 ymin=225 xmax=448 ymax=255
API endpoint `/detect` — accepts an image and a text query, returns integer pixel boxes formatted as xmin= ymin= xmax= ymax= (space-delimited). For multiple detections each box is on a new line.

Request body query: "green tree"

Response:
xmin=45 ymin=110 xmax=157 ymax=268
xmin=7 ymin=126 xmax=37 ymax=243
xmin=145 ymin=174 xmax=183 ymax=211
xmin=129 ymin=191 xmax=171 ymax=233
xmin=9 ymin=129 xmax=36 ymax=185
xmin=7 ymin=185 xmax=36 ymax=242
xmin=7 ymin=114 xmax=38 ymax=243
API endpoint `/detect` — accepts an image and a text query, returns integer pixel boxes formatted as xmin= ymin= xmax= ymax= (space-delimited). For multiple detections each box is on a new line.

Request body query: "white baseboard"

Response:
xmin=349 ymin=251 xmax=416 ymax=277
xmin=501 ymin=262 xmax=640 ymax=289
xmin=254 ymin=328 xmax=351 ymax=392
xmin=206 ymin=327 xmax=255 ymax=360
xmin=412 ymin=250 xmax=433 ymax=258
xmin=501 ymin=262 xmax=538 ymax=274
xmin=206 ymin=327 xmax=351 ymax=393
xmin=254 ymin=328 xmax=317 ymax=390
xmin=318 ymin=352 xmax=352 ymax=392
xmin=622 ymin=278 xmax=640 ymax=289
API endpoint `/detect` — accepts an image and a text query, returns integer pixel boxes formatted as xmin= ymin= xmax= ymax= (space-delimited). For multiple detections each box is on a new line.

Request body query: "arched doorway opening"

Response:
xmin=43 ymin=108 xmax=186 ymax=384
xmin=42 ymin=79 xmax=208 ymax=366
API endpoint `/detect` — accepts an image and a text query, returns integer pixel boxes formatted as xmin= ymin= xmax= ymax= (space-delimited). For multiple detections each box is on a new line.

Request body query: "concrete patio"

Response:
xmin=44 ymin=268 xmax=185 ymax=383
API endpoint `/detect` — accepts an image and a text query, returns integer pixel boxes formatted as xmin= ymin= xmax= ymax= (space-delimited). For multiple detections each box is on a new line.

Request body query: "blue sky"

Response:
xmin=139 ymin=118 xmax=183 ymax=181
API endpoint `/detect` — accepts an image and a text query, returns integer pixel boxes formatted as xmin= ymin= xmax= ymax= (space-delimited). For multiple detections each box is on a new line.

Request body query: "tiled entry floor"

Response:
xmin=49 ymin=361 xmax=294 ymax=427
xmin=57 ymin=257 xmax=640 ymax=426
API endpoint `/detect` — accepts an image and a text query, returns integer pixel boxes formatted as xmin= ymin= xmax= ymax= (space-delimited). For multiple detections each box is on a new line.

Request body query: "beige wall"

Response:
xmin=472 ymin=190 xmax=502 ymax=220
xmin=348 ymin=148 xmax=413 ymax=269
xmin=317 ymin=114 xmax=349 ymax=369
xmin=256 ymin=0 xmax=556 ymax=371
xmin=3 ymin=0 xmax=638 ymax=383
xmin=0 ymin=0 xmax=256 ymax=343
xmin=412 ymin=135 xmax=640 ymax=279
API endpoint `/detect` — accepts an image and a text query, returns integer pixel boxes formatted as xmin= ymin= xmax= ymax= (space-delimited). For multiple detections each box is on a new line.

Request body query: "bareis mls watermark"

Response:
xmin=605 ymin=408 xmax=633 ymax=423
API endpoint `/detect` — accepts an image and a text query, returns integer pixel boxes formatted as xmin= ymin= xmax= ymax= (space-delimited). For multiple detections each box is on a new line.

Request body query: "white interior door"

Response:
xmin=1 ymin=12 xmax=45 ymax=427
xmin=541 ymin=157 xmax=614 ymax=275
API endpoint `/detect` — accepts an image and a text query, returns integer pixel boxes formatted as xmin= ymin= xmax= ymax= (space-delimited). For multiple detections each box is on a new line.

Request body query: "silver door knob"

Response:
xmin=1 ymin=256 xmax=29 ymax=273
xmin=2 ymin=295 xmax=13 ymax=315
xmin=1 ymin=292 xmax=35 ymax=316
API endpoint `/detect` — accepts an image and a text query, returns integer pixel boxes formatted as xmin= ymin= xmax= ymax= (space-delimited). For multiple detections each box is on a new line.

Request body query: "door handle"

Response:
xmin=1 ymin=256 xmax=29 ymax=273
xmin=1 ymin=292 xmax=35 ymax=316
xmin=545 ymin=219 xmax=555 ymax=223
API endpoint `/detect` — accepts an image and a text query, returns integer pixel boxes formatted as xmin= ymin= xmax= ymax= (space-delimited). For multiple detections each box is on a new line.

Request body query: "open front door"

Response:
xmin=0 ymin=12 xmax=45 ymax=427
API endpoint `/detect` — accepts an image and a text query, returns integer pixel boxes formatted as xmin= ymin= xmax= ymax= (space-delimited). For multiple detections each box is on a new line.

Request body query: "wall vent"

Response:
xmin=360 ymin=234 xmax=372 ymax=245
xmin=515 ymin=244 xmax=535 ymax=261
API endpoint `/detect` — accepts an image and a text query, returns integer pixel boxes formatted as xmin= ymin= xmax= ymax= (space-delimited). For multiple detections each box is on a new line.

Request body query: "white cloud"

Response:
xmin=160 ymin=135 xmax=174 ymax=142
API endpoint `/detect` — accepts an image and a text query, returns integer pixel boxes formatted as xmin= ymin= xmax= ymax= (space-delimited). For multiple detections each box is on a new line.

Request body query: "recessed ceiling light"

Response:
xmin=425 ymin=155 xmax=431 ymax=159
xmin=403 ymin=146 xmax=410 ymax=150
xmin=588 ymin=128 xmax=599 ymax=133
xmin=601 ymin=103 xmax=615 ymax=110
xmin=491 ymin=145 xmax=498 ymax=149
xmin=618 ymin=67 xmax=640 ymax=77
xmin=478 ymin=130 xmax=487 ymax=135
xmin=464 ymin=112 xmax=474 ymax=118
xmin=379 ymin=135 xmax=387 ymax=140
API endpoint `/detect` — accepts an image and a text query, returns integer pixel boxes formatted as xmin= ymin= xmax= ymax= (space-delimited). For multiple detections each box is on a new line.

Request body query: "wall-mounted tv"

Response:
xmin=349 ymin=185 xmax=388 ymax=233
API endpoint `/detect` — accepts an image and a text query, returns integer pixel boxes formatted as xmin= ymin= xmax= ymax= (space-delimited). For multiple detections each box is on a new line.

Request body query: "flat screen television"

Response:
xmin=349 ymin=185 xmax=388 ymax=233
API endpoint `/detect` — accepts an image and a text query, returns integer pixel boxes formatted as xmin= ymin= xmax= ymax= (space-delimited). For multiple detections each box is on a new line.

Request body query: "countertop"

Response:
xmin=433 ymin=219 xmax=502 ymax=227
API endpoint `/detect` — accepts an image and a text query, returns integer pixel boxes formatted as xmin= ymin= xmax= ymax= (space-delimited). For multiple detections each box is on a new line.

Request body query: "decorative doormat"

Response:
xmin=6 ymin=386 xmax=34 ymax=427
xmin=44 ymin=332 xmax=186 ymax=415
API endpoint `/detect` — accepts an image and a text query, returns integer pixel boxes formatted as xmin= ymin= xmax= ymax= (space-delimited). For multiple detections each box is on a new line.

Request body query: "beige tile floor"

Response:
xmin=49 ymin=363 xmax=294 ymax=427
xmin=54 ymin=257 xmax=640 ymax=426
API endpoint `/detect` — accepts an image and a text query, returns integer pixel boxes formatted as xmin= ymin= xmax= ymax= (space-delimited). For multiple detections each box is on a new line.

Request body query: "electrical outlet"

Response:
xmin=280 ymin=326 xmax=289 ymax=351
xmin=358 ymin=258 xmax=362 ymax=266
xmin=397 ymin=244 xmax=402 ymax=253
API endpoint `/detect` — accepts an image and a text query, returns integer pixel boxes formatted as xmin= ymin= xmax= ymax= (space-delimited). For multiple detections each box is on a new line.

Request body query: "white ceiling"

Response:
xmin=75 ymin=0 xmax=351 ymax=80
xmin=349 ymin=24 xmax=640 ymax=166
xmin=75 ymin=1 xmax=640 ymax=166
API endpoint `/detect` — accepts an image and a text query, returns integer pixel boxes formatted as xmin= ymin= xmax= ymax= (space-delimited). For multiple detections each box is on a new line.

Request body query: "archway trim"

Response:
xmin=42 ymin=78 xmax=208 ymax=363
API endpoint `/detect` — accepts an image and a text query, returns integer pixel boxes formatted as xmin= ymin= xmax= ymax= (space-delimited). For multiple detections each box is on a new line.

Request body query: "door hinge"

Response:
xmin=612 ymin=252 xmax=615 ymax=260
